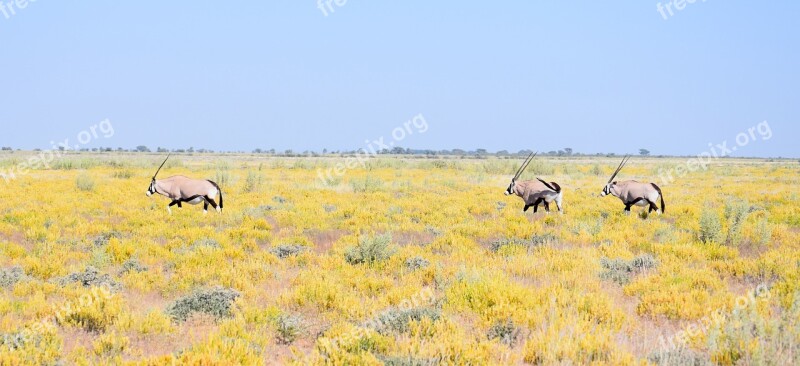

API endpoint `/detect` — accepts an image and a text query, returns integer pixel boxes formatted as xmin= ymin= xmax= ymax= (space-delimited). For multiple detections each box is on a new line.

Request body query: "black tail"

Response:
xmin=537 ymin=178 xmax=562 ymax=193
xmin=651 ymin=183 xmax=664 ymax=213
xmin=207 ymin=180 xmax=224 ymax=210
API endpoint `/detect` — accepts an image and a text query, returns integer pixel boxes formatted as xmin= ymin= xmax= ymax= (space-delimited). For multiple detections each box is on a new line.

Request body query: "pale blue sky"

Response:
xmin=1 ymin=1 xmax=797 ymax=157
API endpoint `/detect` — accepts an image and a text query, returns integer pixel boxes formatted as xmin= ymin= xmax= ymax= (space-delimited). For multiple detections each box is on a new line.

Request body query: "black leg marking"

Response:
xmin=625 ymin=198 xmax=643 ymax=211
xmin=646 ymin=199 xmax=658 ymax=213
xmin=533 ymin=198 xmax=544 ymax=213
xmin=543 ymin=202 xmax=551 ymax=212
xmin=524 ymin=204 xmax=530 ymax=212
xmin=169 ymin=200 xmax=179 ymax=207
xmin=205 ymin=196 xmax=218 ymax=209
xmin=177 ymin=201 xmax=183 ymax=208
xmin=530 ymin=198 xmax=543 ymax=213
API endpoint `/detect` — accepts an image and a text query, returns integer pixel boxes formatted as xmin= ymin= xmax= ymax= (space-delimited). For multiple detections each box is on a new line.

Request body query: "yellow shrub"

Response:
xmin=54 ymin=287 xmax=123 ymax=332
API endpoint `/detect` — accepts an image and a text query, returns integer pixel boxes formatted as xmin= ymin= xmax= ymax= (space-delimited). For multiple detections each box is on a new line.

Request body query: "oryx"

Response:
xmin=600 ymin=155 xmax=664 ymax=215
xmin=145 ymin=155 xmax=224 ymax=214
xmin=504 ymin=152 xmax=563 ymax=214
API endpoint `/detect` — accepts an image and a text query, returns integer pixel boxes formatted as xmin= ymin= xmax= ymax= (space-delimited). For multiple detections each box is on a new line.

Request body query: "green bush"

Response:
xmin=380 ymin=355 xmax=442 ymax=366
xmin=112 ymin=170 xmax=134 ymax=179
xmin=631 ymin=254 xmax=658 ymax=270
xmin=350 ymin=176 xmax=384 ymax=193
xmin=698 ymin=208 xmax=724 ymax=244
xmin=274 ymin=314 xmax=304 ymax=345
xmin=190 ymin=238 xmax=222 ymax=251
xmin=212 ymin=170 xmax=232 ymax=186
xmin=93 ymin=231 xmax=121 ymax=247
xmin=345 ymin=234 xmax=395 ymax=265
xmin=490 ymin=238 xmax=529 ymax=253
xmin=725 ymin=199 xmax=751 ymax=246
xmin=0 ymin=331 xmax=34 ymax=351
xmin=118 ymin=259 xmax=148 ymax=275
xmin=243 ymin=171 xmax=263 ymax=193
xmin=491 ymin=233 xmax=556 ymax=253
xmin=58 ymin=266 xmax=121 ymax=292
xmin=707 ymin=293 xmax=800 ymax=365
xmin=75 ymin=173 xmax=95 ymax=192
xmin=531 ymin=233 xmax=558 ymax=247
xmin=599 ymin=254 xmax=658 ymax=285
xmin=269 ymin=244 xmax=306 ymax=259
xmin=648 ymin=347 xmax=710 ymax=366
xmin=165 ymin=287 xmax=240 ymax=322
xmin=487 ymin=319 xmax=523 ymax=347
xmin=404 ymin=257 xmax=430 ymax=271
xmin=370 ymin=307 xmax=441 ymax=335
xmin=0 ymin=266 xmax=25 ymax=288
xmin=755 ymin=217 xmax=772 ymax=245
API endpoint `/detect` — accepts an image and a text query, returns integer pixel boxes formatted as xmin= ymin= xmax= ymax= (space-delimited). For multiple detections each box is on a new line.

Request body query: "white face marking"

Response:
xmin=505 ymin=182 xmax=515 ymax=195
xmin=601 ymin=184 xmax=612 ymax=197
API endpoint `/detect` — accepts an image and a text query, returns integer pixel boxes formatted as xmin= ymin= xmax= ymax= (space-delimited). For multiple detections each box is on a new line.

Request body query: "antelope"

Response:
xmin=504 ymin=152 xmax=563 ymax=214
xmin=600 ymin=155 xmax=664 ymax=215
xmin=145 ymin=155 xmax=224 ymax=214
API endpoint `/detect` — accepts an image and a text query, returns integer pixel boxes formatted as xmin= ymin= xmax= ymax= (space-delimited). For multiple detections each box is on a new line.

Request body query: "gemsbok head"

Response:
xmin=600 ymin=155 xmax=664 ymax=215
xmin=505 ymin=152 xmax=563 ymax=214
xmin=146 ymin=155 xmax=224 ymax=214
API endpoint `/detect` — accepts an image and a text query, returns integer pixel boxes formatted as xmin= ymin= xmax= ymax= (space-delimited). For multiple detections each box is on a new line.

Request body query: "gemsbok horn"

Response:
xmin=600 ymin=155 xmax=665 ymax=215
xmin=145 ymin=154 xmax=224 ymax=214
xmin=504 ymin=152 xmax=563 ymax=214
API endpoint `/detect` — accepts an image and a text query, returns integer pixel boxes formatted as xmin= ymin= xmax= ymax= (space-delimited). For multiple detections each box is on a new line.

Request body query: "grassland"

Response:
xmin=0 ymin=153 xmax=798 ymax=365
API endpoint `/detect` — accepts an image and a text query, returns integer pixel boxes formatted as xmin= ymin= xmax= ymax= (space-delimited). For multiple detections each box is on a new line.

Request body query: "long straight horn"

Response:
xmin=514 ymin=151 xmax=537 ymax=180
xmin=152 ymin=154 xmax=171 ymax=179
xmin=607 ymin=155 xmax=630 ymax=183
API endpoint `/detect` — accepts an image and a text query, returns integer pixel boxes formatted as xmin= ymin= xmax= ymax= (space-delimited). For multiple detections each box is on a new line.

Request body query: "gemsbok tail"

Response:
xmin=208 ymin=180 xmax=224 ymax=210
xmin=651 ymin=183 xmax=665 ymax=213
xmin=537 ymin=178 xmax=562 ymax=193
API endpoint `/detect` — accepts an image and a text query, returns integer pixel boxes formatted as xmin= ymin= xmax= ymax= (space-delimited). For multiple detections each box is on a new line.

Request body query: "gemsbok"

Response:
xmin=600 ymin=155 xmax=664 ymax=215
xmin=504 ymin=152 xmax=563 ymax=214
xmin=145 ymin=155 xmax=224 ymax=214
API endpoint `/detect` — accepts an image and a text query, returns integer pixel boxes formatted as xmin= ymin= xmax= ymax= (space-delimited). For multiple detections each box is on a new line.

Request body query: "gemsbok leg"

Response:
xmin=202 ymin=196 xmax=219 ymax=214
xmin=647 ymin=199 xmax=658 ymax=214
xmin=624 ymin=198 xmax=644 ymax=214
xmin=168 ymin=200 xmax=182 ymax=214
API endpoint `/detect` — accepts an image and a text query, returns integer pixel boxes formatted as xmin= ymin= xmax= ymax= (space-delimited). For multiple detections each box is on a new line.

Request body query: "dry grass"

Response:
xmin=0 ymin=154 xmax=797 ymax=364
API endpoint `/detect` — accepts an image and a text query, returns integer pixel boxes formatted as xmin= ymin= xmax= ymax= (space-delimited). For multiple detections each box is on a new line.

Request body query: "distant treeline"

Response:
xmin=1 ymin=145 xmax=656 ymax=158
xmin=3 ymin=146 xmax=794 ymax=160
